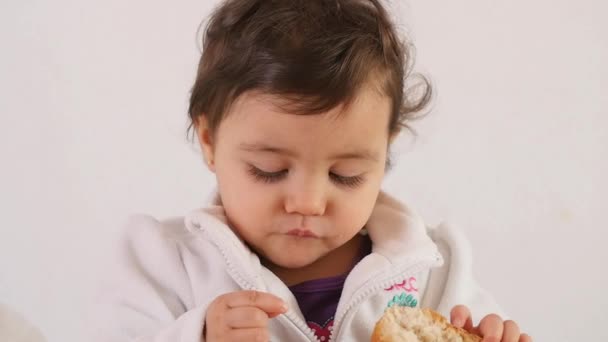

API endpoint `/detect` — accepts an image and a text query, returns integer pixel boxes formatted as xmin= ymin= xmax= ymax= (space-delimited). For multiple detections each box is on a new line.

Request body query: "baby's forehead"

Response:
xmin=221 ymin=89 xmax=392 ymax=154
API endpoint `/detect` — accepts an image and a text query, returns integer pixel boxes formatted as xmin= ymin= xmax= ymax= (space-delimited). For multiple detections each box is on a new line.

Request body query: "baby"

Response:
xmin=95 ymin=1 xmax=531 ymax=341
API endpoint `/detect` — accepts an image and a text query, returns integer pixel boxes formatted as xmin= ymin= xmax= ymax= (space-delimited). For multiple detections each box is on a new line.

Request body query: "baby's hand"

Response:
xmin=205 ymin=290 xmax=288 ymax=342
xmin=450 ymin=305 xmax=532 ymax=342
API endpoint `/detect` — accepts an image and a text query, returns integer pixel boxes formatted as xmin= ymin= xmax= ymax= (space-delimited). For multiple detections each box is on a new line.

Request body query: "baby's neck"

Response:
xmin=265 ymin=233 xmax=366 ymax=287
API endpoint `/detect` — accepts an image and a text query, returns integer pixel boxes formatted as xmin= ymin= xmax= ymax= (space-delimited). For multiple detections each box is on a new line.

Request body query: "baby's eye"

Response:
xmin=329 ymin=172 xmax=365 ymax=188
xmin=248 ymin=166 xmax=287 ymax=183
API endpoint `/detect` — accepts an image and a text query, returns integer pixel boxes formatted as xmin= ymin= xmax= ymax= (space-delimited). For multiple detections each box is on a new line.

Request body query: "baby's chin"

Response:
xmin=259 ymin=247 xmax=327 ymax=270
xmin=272 ymin=256 xmax=320 ymax=269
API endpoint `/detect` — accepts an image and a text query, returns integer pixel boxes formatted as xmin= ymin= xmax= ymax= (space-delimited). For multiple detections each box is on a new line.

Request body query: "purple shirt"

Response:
xmin=288 ymin=236 xmax=372 ymax=341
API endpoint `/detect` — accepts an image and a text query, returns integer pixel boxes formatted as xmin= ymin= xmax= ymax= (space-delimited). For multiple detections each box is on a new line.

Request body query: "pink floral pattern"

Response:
xmin=308 ymin=318 xmax=334 ymax=341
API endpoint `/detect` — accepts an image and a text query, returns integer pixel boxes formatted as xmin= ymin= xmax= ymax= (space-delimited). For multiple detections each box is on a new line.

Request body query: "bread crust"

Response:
xmin=371 ymin=307 xmax=482 ymax=342
xmin=424 ymin=309 xmax=481 ymax=342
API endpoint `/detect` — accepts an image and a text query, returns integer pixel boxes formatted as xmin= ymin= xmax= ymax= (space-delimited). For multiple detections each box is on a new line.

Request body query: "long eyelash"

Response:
xmin=330 ymin=173 xmax=364 ymax=188
xmin=248 ymin=166 xmax=363 ymax=188
xmin=248 ymin=166 xmax=287 ymax=183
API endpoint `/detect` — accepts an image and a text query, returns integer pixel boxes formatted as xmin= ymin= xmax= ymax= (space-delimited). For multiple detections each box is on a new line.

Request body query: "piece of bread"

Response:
xmin=371 ymin=306 xmax=482 ymax=342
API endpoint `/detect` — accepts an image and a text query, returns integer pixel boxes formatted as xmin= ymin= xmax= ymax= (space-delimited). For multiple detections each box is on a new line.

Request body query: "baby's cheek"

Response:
xmin=337 ymin=200 xmax=374 ymax=232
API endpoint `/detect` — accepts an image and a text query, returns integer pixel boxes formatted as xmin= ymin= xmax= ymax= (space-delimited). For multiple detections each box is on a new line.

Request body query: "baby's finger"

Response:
xmin=478 ymin=314 xmax=504 ymax=342
xmin=226 ymin=327 xmax=269 ymax=342
xmin=520 ymin=333 xmax=533 ymax=342
xmin=225 ymin=306 xmax=269 ymax=329
xmin=501 ymin=320 xmax=520 ymax=342
xmin=224 ymin=290 xmax=287 ymax=315
xmin=450 ymin=305 xmax=473 ymax=330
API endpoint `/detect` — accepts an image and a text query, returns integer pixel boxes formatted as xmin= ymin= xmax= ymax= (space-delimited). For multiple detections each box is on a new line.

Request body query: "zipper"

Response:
xmin=327 ymin=253 xmax=442 ymax=342
xmin=198 ymin=226 xmax=321 ymax=341
xmin=282 ymin=311 xmax=321 ymax=342
xmin=198 ymin=227 xmax=257 ymax=291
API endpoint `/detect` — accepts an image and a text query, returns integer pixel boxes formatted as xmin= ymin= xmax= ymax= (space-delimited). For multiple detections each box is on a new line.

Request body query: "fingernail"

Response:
xmin=281 ymin=301 xmax=289 ymax=312
xmin=453 ymin=318 xmax=463 ymax=327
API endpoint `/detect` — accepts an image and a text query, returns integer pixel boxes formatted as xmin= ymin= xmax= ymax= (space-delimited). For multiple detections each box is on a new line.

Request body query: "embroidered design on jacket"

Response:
xmin=385 ymin=276 xmax=419 ymax=308
xmin=387 ymin=292 xmax=418 ymax=308
xmin=384 ymin=276 xmax=418 ymax=292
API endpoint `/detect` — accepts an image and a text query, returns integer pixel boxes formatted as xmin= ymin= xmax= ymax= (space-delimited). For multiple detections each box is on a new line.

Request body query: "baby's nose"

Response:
xmin=284 ymin=185 xmax=327 ymax=216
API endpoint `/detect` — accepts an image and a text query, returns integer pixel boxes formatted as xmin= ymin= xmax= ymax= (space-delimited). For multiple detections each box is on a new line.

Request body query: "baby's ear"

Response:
xmin=195 ymin=116 xmax=216 ymax=172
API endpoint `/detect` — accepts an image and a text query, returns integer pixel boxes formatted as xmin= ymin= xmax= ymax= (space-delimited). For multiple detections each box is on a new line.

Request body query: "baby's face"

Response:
xmin=202 ymin=85 xmax=392 ymax=270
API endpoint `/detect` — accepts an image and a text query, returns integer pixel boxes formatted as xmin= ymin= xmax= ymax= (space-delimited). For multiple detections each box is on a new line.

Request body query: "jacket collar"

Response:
xmin=366 ymin=191 xmax=440 ymax=264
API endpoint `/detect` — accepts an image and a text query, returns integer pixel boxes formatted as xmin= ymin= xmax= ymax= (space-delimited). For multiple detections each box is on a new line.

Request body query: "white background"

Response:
xmin=0 ymin=0 xmax=606 ymax=341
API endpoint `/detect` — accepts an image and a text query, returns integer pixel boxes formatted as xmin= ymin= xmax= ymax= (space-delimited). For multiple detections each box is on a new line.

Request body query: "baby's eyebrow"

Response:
xmin=238 ymin=142 xmax=380 ymax=162
xmin=330 ymin=150 xmax=380 ymax=162
xmin=239 ymin=143 xmax=295 ymax=156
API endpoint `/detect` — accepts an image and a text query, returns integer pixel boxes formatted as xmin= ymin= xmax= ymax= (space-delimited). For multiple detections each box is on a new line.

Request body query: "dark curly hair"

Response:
xmin=187 ymin=0 xmax=432 ymax=140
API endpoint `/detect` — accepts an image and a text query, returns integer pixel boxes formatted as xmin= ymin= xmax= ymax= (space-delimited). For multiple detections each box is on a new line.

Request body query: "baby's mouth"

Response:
xmin=286 ymin=229 xmax=318 ymax=238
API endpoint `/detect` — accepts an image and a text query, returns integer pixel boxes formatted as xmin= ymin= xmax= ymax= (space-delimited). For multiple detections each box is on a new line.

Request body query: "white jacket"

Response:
xmin=92 ymin=192 xmax=503 ymax=341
